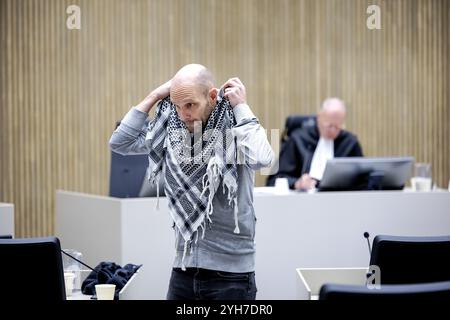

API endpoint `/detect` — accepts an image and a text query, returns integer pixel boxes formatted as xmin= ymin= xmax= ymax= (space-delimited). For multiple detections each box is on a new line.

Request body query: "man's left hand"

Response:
xmin=222 ymin=77 xmax=247 ymax=107
xmin=294 ymin=174 xmax=317 ymax=191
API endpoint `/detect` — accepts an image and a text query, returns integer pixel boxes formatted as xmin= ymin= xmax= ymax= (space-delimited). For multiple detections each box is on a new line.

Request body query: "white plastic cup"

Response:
xmin=95 ymin=284 xmax=116 ymax=300
xmin=410 ymin=177 xmax=432 ymax=192
xmin=62 ymin=249 xmax=83 ymax=291
xmin=411 ymin=163 xmax=432 ymax=192
xmin=64 ymin=272 xmax=75 ymax=297
xmin=274 ymin=178 xmax=290 ymax=195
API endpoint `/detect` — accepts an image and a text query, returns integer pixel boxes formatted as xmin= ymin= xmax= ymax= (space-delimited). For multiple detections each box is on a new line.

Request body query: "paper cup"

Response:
xmin=274 ymin=178 xmax=290 ymax=195
xmin=64 ymin=272 xmax=75 ymax=297
xmin=95 ymin=284 xmax=116 ymax=300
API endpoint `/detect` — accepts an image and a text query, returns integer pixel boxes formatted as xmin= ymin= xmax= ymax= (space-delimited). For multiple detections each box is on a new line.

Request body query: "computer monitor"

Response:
xmin=369 ymin=235 xmax=450 ymax=285
xmin=318 ymin=156 xmax=414 ymax=191
xmin=0 ymin=236 xmax=66 ymax=301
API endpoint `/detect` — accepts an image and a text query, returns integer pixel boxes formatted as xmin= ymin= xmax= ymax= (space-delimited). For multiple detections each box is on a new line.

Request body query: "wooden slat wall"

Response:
xmin=1 ymin=0 xmax=449 ymax=237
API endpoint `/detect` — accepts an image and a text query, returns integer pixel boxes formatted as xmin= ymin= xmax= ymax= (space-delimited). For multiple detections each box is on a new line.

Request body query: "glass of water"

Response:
xmin=410 ymin=163 xmax=432 ymax=192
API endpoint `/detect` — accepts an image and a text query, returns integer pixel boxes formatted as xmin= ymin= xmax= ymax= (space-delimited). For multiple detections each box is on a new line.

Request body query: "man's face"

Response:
xmin=170 ymin=84 xmax=215 ymax=133
xmin=317 ymin=110 xmax=345 ymax=140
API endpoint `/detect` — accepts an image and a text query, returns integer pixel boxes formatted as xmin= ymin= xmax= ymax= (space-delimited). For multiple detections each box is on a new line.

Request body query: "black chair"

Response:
xmin=138 ymin=171 xmax=166 ymax=197
xmin=319 ymin=281 xmax=450 ymax=300
xmin=109 ymin=150 xmax=149 ymax=198
xmin=0 ymin=236 xmax=66 ymax=301
xmin=282 ymin=114 xmax=316 ymax=142
xmin=370 ymin=235 xmax=450 ymax=285
xmin=266 ymin=114 xmax=316 ymax=186
xmin=110 ymin=121 xmax=165 ymax=198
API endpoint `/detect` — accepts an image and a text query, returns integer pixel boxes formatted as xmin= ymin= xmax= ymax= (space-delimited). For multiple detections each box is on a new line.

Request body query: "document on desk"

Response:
xmin=254 ymin=187 xmax=293 ymax=195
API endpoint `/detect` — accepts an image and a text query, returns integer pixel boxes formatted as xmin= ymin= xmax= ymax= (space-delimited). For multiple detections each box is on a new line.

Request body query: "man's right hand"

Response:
xmin=294 ymin=173 xmax=317 ymax=191
xmin=135 ymin=80 xmax=172 ymax=113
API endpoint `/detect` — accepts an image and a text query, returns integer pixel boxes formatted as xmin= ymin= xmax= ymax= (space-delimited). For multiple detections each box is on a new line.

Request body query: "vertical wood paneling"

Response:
xmin=0 ymin=0 xmax=6 ymax=207
xmin=0 ymin=0 xmax=449 ymax=237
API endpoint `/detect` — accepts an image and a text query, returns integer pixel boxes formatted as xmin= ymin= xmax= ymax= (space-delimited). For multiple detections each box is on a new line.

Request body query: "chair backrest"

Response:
xmin=138 ymin=169 xmax=166 ymax=197
xmin=110 ymin=120 xmax=165 ymax=198
xmin=369 ymin=235 xmax=450 ymax=284
xmin=283 ymin=114 xmax=316 ymax=141
xmin=109 ymin=151 xmax=148 ymax=198
xmin=319 ymin=281 xmax=450 ymax=300
xmin=0 ymin=236 xmax=66 ymax=301
xmin=265 ymin=114 xmax=317 ymax=186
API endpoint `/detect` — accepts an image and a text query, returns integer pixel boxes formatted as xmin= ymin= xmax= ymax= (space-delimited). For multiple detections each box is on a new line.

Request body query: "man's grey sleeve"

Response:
xmin=232 ymin=104 xmax=274 ymax=170
xmin=109 ymin=107 xmax=151 ymax=155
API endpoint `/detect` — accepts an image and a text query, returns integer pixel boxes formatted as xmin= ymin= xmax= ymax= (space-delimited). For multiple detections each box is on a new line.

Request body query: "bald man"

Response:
xmin=109 ymin=64 xmax=273 ymax=300
xmin=268 ymin=98 xmax=363 ymax=190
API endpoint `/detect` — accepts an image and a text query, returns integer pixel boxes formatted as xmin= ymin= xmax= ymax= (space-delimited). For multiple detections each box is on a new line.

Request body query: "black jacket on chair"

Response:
xmin=82 ymin=262 xmax=141 ymax=299
xmin=266 ymin=125 xmax=363 ymax=188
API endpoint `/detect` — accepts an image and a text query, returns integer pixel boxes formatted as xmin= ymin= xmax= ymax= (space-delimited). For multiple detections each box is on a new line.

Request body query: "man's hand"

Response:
xmin=294 ymin=174 xmax=317 ymax=191
xmin=222 ymin=77 xmax=246 ymax=107
xmin=135 ymin=80 xmax=172 ymax=113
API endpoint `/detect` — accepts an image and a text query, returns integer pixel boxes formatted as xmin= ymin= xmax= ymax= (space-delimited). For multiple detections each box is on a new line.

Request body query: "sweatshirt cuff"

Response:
xmin=233 ymin=104 xmax=256 ymax=123
xmin=121 ymin=107 xmax=149 ymax=130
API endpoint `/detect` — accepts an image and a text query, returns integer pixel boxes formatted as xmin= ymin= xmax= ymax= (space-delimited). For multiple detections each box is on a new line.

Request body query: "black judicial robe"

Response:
xmin=266 ymin=125 xmax=363 ymax=189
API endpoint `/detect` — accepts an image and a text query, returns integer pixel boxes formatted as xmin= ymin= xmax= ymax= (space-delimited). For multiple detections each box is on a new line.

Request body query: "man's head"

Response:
xmin=170 ymin=64 xmax=217 ymax=132
xmin=317 ymin=98 xmax=346 ymax=140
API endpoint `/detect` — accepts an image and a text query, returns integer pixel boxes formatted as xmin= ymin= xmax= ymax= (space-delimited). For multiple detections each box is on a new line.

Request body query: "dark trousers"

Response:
xmin=166 ymin=267 xmax=257 ymax=300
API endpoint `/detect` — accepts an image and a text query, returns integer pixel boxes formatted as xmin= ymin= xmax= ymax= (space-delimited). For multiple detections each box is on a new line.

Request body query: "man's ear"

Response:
xmin=209 ymin=88 xmax=218 ymax=104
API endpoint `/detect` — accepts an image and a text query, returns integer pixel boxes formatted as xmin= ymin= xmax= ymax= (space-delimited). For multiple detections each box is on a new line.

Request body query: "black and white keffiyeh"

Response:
xmin=145 ymin=94 xmax=239 ymax=269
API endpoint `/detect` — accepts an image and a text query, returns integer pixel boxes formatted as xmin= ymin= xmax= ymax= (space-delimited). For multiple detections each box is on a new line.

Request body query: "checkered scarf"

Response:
xmin=145 ymin=95 xmax=239 ymax=269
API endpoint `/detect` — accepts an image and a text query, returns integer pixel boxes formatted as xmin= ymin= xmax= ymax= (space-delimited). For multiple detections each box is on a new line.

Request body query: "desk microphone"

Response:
xmin=363 ymin=232 xmax=372 ymax=256
xmin=61 ymin=249 xmax=98 ymax=273
xmin=363 ymin=232 xmax=374 ymax=282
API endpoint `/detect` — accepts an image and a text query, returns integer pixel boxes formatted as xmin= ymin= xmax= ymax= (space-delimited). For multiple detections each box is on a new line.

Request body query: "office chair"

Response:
xmin=266 ymin=114 xmax=316 ymax=186
xmin=138 ymin=168 xmax=166 ymax=197
xmin=0 ymin=236 xmax=66 ymax=301
xmin=109 ymin=150 xmax=149 ymax=198
xmin=370 ymin=235 xmax=450 ymax=284
xmin=282 ymin=114 xmax=316 ymax=142
xmin=319 ymin=281 xmax=450 ymax=300
xmin=110 ymin=120 xmax=148 ymax=198
xmin=110 ymin=120 xmax=165 ymax=198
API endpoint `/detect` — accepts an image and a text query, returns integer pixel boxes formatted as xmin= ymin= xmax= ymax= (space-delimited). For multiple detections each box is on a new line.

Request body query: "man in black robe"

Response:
xmin=267 ymin=98 xmax=363 ymax=190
